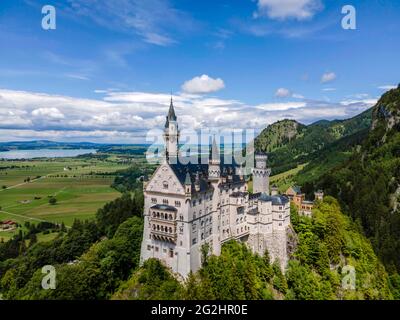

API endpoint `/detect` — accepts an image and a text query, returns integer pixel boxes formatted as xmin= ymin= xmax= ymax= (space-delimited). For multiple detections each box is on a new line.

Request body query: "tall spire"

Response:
xmin=167 ymin=96 xmax=177 ymax=121
xmin=211 ymin=135 xmax=220 ymax=161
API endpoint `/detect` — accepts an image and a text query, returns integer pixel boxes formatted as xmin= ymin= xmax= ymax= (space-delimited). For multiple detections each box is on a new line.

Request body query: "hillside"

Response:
xmin=113 ymin=198 xmax=396 ymax=300
xmin=255 ymin=109 xmax=372 ymax=175
xmin=314 ymin=85 xmax=400 ymax=274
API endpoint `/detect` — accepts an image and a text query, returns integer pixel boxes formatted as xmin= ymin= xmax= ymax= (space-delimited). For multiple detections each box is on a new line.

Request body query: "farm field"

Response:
xmin=0 ymin=156 xmax=134 ymax=242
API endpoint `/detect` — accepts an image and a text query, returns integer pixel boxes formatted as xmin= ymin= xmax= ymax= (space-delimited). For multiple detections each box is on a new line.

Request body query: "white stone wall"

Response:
xmin=140 ymin=163 xmax=291 ymax=279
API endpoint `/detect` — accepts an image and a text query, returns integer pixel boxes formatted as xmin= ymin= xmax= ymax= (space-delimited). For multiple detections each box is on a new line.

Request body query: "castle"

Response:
xmin=140 ymin=100 xmax=291 ymax=278
xmin=285 ymin=186 xmax=324 ymax=217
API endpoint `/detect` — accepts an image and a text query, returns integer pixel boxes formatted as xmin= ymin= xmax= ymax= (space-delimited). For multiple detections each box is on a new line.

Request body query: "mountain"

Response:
xmin=314 ymin=85 xmax=400 ymax=274
xmin=0 ymin=140 xmax=102 ymax=151
xmin=255 ymin=109 xmax=372 ymax=175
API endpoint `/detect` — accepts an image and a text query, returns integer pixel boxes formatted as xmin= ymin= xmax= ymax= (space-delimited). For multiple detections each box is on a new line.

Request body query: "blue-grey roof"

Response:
xmin=167 ymin=98 xmax=177 ymax=121
xmin=291 ymin=186 xmax=302 ymax=194
xmin=259 ymin=193 xmax=289 ymax=205
xmin=168 ymin=156 xmax=244 ymax=194
xmin=151 ymin=204 xmax=177 ymax=212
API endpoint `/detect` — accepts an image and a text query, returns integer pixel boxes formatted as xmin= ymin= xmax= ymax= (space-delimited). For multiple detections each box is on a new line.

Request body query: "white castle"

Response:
xmin=140 ymin=100 xmax=291 ymax=278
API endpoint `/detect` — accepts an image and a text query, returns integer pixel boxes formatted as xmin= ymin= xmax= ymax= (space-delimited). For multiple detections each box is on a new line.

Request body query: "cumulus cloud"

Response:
xmin=275 ymin=88 xmax=291 ymax=98
xmin=0 ymin=88 xmax=375 ymax=143
xmin=255 ymin=0 xmax=323 ymax=20
xmin=181 ymin=75 xmax=225 ymax=94
xmin=32 ymin=107 xmax=65 ymax=119
xmin=275 ymin=88 xmax=304 ymax=99
xmin=321 ymin=72 xmax=336 ymax=83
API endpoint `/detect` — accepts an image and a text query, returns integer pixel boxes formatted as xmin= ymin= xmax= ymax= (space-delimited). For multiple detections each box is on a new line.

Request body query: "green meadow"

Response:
xmin=0 ymin=156 xmax=131 ymax=241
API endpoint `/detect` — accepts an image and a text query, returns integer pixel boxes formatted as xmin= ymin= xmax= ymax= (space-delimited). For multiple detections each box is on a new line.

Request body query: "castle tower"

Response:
xmin=271 ymin=185 xmax=279 ymax=196
xmin=163 ymin=98 xmax=180 ymax=163
xmin=208 ymin=136 xmax=221 ymax=181
xmin=314 ymin=190 xmax=324 ymax=201
xmin=252 ymin=152 xmax=271 ymax=194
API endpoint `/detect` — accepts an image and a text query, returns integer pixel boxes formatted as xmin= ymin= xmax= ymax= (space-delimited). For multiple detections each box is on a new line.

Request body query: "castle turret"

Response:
xmin=194 ymin=171 xmax=201 ymax=192
xmin=252 ymin=152 xmax=271 ymax=194
xmin=314 ymin=190 xmax=324 ymax=201
xmin=185 ymin=171 xmax=192 ymax=196
xmin=208 ymin=136 xmax=221 ymax=181
xmin=163 ymin=98 xmax=180 ymax=163
xmin=271 ymin=185 xmax=279 ymax=196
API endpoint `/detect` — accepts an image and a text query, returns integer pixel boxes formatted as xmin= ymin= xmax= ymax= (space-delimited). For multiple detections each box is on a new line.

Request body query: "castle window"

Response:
xmin=201 ymin=233 xmax=204 ymax=240
xmin=169 ymin=227 xmax=173 ymax=233
xmin=157 ymin=212 xmax=160 ymax=218
xmin=180 ymin=215 xmax=183 ymax=221
xmin=163 ymin=182 xmax=168 ymax=189
xmin=169 ymin=214 xmax=173 ymax=220
xmin=163 ymin=199 xmax=169 ymax=205
xmin=193 ymin=213 xmax=197 ymax=220
xmin=157 ymin=225 xmax=160 ymax=231
xmin=192 ymin=238 xmax=197 ymax=245
xmin=169 ymin=249 xmax=174 ymax=258
xmin=151 ymin=198 xmax=157 ymax=204
xmin=155 ymin=246 xmax=159 ymax=252
xmin=147 ymin=245 xmax=151 ymax=251
xmin=192 ymin=223 xmax=197 ymax=230
xmin=175 ymin=201 xmax=181 ymax=207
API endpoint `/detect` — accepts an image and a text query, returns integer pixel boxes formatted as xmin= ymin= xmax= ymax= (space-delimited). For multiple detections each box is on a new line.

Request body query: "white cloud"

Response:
xmin=181 ymin=75 xmax=225 ymax=94
xmin=378 ymin=85 xmax=396 ymax=90
xmin=255 ymin=0 xmax=323 ymax=20
xmin=256 ymin=102 xmax=306 ymax=111
xmin=0 ymin=88 xmax=375 ymax=143
xmin=275 ymin=88 xmax=304 ymax=99
xmin=321 ymin=72 xmax=336 ymax=83
xmin=322 ymin=88 xmax=336 ymax=92
xmin=31 ymin=108 xmax=65 ymax=119
xmin=63 ymin=0 xmax=197 ymax=46
xmin=275 ymin=88 xmax=291 ymax=98
xmin=292 ymin=93 xmax=305 ymax=99
xmin=65 ymin=73 xmax=90 ymax=81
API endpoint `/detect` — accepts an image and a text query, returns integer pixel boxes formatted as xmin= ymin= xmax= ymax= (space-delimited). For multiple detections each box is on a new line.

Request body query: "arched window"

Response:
xmin=163 ymin=182 xmax=168 ymax=189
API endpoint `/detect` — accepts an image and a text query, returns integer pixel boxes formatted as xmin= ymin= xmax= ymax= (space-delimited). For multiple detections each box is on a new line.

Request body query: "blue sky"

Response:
xmin=0 ymin=0 xmax=399 ymax=143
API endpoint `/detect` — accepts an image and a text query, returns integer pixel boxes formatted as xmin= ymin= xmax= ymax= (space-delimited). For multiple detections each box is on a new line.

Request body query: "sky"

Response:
xmin=0 ymin=0 xmax=399 ymax=143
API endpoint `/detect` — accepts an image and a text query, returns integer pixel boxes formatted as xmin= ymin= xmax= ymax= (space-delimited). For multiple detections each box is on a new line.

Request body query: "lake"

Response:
xmin=0 ymin=149 xmax=97 ymax=160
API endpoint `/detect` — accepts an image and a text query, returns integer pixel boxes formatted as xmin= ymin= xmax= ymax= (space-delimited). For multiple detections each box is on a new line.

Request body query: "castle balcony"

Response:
xmin=151 ymin=225 xmax=177 ymax=243
xmin=151 ymin=232 xmax=177 ymax=244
